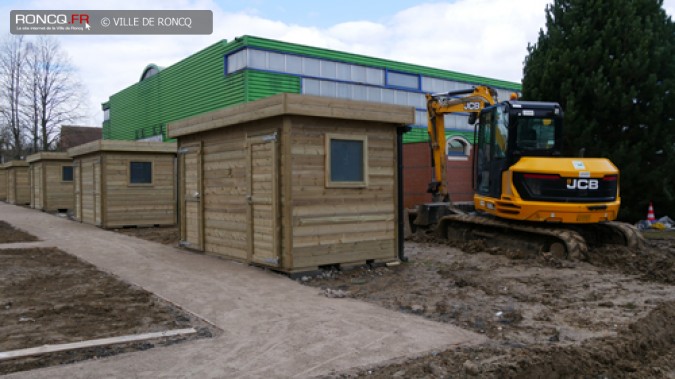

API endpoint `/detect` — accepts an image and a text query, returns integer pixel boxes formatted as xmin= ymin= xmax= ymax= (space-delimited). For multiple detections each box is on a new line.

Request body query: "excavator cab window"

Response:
xmin=516 ymin=117 xmax=556 ymax=151
xmin=507 ymin=101 xmax=563 ymax=158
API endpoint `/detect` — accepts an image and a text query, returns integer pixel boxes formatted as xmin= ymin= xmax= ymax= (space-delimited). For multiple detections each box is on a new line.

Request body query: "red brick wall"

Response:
xmin=402 ymin=142 xmax=474 ymax=208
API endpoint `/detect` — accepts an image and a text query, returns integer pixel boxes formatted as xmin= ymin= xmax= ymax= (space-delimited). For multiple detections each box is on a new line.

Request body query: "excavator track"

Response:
xmin=436 ymin=214 xmax=643 ymax=260
xmin=582 ymin=221 xmax=646 ymax=251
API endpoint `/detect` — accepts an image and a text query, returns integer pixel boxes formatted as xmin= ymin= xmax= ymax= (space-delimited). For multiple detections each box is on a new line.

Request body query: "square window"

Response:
xmin=129 ymin=161 xmax=152 ymax=184
xmin=326 ymin=134 xmax=368 ymax=188
xmin=62 ymin=166 xmax=73 ymax=182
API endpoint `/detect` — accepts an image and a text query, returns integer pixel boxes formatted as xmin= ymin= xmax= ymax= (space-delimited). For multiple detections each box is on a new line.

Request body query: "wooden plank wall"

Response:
xmin=7 ymin=167 xmax=30 ymax=205
xmin=0 ymin=170 xmax=6 ymax=201
xmin=38 ymin=161 xmax=75 ymax=211
xmin=177 ymin=115 xmax=398 ymax=272
xmin=288 ymin=117 xmax=398 ymax=270
xmin=179 ymin=120 xmax=286 ymax=262
xmin=103 ymin=152 xmax=176 ymax=228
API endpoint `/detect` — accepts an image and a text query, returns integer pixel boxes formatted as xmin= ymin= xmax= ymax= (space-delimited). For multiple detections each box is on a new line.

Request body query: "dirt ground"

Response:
xmin=0 ymin=234 xmax=216 ymax=374
xmin=0 ymin=220 xmax=38 ymax=243
xmin=307 ymin=235 xmax=675 ymax=378
xmin=115 ymin=224 xmax=675 ymax=378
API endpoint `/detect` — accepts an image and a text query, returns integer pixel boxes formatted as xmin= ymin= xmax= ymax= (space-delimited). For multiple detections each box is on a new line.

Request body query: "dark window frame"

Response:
xmin=61 ymin=165 xmax=74 ymax=182
xmin=129 ymin=161 xmax=153 ymax=185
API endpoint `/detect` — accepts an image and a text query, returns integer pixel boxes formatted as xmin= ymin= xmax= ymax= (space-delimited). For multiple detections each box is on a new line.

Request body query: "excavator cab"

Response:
xmin=473 ymin=100 xmax=620 ymax=224
xmin=474 ymin=101 xmax=564 ymax=200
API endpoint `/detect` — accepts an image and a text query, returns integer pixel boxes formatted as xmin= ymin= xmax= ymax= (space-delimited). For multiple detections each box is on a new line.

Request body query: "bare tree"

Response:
xmin=23 ymin=40 xmax=40 ymax=153
xmin=0 ymin=35 xmax=26 ymax=159
xmin=23 ymin=36 xmax=86 ymax=151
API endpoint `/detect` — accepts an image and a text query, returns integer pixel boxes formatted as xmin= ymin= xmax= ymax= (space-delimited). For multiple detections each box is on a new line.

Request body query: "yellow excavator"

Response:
xmin=414 ymin=86 xmax=642 ymax=259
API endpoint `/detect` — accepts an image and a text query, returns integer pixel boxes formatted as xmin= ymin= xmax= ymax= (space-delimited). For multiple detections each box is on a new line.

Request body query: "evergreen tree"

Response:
xmin=522 ymin=0 xmax=675 ymax=222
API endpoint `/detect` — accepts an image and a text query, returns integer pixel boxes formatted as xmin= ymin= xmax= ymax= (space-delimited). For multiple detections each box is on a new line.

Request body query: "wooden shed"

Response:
xmin=3 ymin=161 xmax=30 ymax=205
xmin=168 ymin=93 xmax=414 ymax=274
xmin=67 ymin=140 xmax=177 ymax=228
xmin=26 ymin=152 xmax=74 ymax=212
xmin=0 ymin=165 xmax=6 ymax=202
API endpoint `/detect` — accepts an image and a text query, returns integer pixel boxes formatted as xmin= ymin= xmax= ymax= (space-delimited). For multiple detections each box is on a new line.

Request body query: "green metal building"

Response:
xmin=102 ymin=35 xmax=521 ymax=144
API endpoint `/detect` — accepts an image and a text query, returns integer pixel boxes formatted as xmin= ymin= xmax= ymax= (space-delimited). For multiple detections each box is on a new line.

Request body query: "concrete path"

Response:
xmin=1 ymin=203 xmax=484 ymax=378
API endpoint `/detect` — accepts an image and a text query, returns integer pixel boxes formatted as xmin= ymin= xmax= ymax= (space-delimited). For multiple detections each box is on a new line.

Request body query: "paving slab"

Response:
xmin=1 ymin=203 xmax=485 ymax=378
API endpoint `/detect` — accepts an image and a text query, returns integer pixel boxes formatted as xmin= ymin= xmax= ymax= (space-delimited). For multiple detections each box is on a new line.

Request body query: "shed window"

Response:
xmin=129 ymin=161 xmax=152 ymax=184
xmin=62 ymin=166 xmax=73 ymax=182
xmin=326 ymin=134 xmax=368 ymax=188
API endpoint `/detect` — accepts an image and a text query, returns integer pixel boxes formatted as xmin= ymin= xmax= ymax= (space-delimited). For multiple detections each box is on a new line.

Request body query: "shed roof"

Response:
xmin=2 ymin=160 xmax=29 ymax=168
xmin=168 ymin=93 xmax=415 ymax=138
xmin=68 ymin=140 xmax=177 ymax=158
xmin=26 ymin=151 xmax=71 ymax=163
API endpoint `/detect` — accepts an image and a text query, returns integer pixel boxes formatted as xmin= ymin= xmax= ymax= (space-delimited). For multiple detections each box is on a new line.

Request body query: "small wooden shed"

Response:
xmin=168 ymin=93 xmax=414 ymax=274
xmin=0 ymin=165 xmax=6 ymax=202
xmin=26 ymin=152 xmax=74 ymax=212
xmin=67 ymin=140 xmax=177 ymax=228
xmin=4 ymin=161 xmax=30 ymax=205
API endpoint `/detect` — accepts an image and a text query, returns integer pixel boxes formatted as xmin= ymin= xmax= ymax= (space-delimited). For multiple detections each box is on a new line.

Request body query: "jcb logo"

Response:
xmin=567 ymin=178 xmax=598 ymax=190
xmin=464 ymin=102 xmax=481 ymax=111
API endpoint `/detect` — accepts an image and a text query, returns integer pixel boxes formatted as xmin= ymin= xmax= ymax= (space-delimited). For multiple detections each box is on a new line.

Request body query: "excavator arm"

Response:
xmin=426 ymin=86 xmax=497 ymax=202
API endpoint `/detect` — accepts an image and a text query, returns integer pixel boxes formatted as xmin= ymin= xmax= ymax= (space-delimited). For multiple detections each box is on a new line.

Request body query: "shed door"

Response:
xmin=31 ymin=166 xmax=41 ymax=208
xmin=247 ymin=133 xmax=280 ymax=267
xmin=79 ymin=160 xmax=101 ymax=225
xmin=8 ymin=170 xmax=15 ymax=202
xmin=74 ymin=164 xmax=81 ymax=220
xmin=94 ymin=162 xmax=101 ymax=226
xmin=180 ymin=144 xmax=203 ymax=250
xmin=81 ymin=161 xmax=95 ymax=224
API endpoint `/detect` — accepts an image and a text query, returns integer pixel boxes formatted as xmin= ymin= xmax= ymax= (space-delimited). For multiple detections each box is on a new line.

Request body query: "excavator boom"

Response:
xmin=426 ymin=86 xmax=497 ymax=202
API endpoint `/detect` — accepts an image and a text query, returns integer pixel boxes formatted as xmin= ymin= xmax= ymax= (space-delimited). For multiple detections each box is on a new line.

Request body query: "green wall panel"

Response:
xmin=104 ymin=40 xmax=301 ymax=141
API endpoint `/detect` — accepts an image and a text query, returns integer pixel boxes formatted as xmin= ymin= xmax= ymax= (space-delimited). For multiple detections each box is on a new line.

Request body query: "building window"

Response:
xmin=446 ymin=136 xmax=471 ymax=161
xmin=227 ymin=49 xmax=248 ymax=73
xmin=129 ymin=161 xmax=152 ymax=184
xmin=302 ymin=78 xmax=425 ymax=108
xmin=225 ymin=48 xmax=385 ymax=86
xmin=62 ymin=166 xmax=73 ymax=182
xmin=103 ymin=108 xmax=110 ymax=121
xmin=325 ymin=134 xmax=368 ymax=188
xmin=387 ymin=71 xmax=419 ymax=89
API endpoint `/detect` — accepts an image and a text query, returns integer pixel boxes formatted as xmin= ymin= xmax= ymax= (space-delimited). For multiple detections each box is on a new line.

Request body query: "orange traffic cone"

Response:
xmin=647 ymin=201 xmax=656 ymax=224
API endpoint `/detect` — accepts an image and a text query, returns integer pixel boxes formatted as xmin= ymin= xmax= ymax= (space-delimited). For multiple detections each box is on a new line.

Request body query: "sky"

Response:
xmin=2 ymin=0 xmax=674 ymax=125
